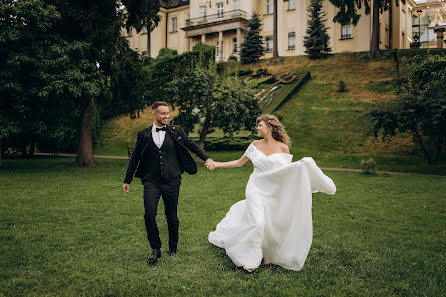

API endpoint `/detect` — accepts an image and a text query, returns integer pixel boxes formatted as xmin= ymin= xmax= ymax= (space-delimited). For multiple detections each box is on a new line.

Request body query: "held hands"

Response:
xmin=205 ymin=158 xmax=216 ymax=170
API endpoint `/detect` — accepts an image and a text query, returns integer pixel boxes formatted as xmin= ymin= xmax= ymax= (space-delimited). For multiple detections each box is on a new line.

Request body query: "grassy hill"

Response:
xmin=95 ymin=50 xmax=446 ymax=174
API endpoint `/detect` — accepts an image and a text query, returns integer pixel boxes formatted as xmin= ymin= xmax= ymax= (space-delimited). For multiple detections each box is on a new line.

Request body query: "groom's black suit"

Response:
xmin=124 ymin=125 xmax=209 ymax=252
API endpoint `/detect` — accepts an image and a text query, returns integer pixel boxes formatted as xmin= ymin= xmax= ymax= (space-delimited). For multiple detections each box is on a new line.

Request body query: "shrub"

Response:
xmin=361 ymin=158 xmax=376 ymax=175
xmin=337 ymin=79 xmax=346 ymax=92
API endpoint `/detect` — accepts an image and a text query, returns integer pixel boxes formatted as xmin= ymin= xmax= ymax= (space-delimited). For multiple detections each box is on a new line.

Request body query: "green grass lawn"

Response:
xmin=1 ymin=158 xmax=445 ymax=296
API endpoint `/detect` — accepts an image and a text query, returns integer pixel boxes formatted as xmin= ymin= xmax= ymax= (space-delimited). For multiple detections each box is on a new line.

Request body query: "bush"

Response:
xmin=237 ymin=69 xmax=253 ymax=76
xmin=337 ymin=79 xmax=346 ymax=92
xmin=361 ymin=158 xmax=376 ymax=175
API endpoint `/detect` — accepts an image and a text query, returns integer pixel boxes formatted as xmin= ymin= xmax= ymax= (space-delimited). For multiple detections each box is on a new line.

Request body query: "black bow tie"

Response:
xmin=156 ymin=126 xmax=167 ymax=132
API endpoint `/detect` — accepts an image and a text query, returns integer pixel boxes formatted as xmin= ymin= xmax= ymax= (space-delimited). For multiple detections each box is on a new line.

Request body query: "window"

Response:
xmin=288 ymin=0 xmax=296 ymax=10
xmin=266 ymin=0 xmax=273 ymax=14
xmin=341 ymin=23 xmax=352 ymax=39
xmin=217 ymin=3 xmax=224 ymax=20
xmin=234 ymin=0 xmax=240 ymax=10
xmin=288 ymin=32 xmax=296 ymax=50
xmin=171 ymin=17 xmax=177 ymax=32
xmin=233 ymin=37 xmax=238 ymax=53
xmin=200 ymin=6 xmax=206 ymax=21
xmin=233 ymin=0 xmax=240 ymax=15
xmin=265 ymin=36 xmax=273 ymax=52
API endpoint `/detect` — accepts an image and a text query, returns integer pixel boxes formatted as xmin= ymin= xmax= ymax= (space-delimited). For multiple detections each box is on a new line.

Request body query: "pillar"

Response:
xmin=434 ymin=25 xmax=445 ymax=48
xmin=237 ymin=28 xmax=242 ymax=60
xmin=201 ymin=34 xmax=206 ymax=44
xmin=218 ymin=31 xmax=223 ymax=62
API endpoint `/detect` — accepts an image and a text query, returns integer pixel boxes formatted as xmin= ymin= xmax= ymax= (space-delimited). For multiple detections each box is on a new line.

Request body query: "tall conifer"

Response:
xmin=304 ymin=0 xmax=332 ymax=59
xmin=240 ymin=13 xmax=264 ymax=64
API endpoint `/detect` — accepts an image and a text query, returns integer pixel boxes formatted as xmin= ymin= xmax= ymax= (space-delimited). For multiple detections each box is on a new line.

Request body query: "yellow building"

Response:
xmin=411 ymin=0 xmax=446 ymax=48
xmin=123 ymin=0 xmax=417 ymax=61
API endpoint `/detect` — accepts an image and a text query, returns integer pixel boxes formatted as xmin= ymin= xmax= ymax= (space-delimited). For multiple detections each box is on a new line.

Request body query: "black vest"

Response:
xmin=139 ymin=130 xmax=183 ymax=180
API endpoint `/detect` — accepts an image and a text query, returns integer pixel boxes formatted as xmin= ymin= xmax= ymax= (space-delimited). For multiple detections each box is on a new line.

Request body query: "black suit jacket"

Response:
xmin=123 ymin=125 xmax=209 ymax=184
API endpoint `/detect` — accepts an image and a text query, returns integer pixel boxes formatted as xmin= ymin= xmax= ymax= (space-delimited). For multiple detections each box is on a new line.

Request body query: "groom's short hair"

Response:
xmin=151 ymin=101 xmax=169 ymax=111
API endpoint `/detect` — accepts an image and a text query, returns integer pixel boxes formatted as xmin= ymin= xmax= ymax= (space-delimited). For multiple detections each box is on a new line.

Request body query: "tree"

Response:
xmin=50 ymin=0 xmax=160 ymax=166
xmin=304 ymin=0 xmax=332 ymax=59
xmin=273 ymin=0 xmax=279 ymax=59
xmin=167 ymin=60 xmax=262 ymax=148
xmin=0 ymin=0 xmax=161 ymax=167
xmin=366 ymin=54 xmax=446 ymax=164
xmin=0 ymin=0 xmax=76 ymax=160
xmin=240 ymin=13 xmax=264 ymax=64
xmin=328 ymin=0 xmax=405 ymax=58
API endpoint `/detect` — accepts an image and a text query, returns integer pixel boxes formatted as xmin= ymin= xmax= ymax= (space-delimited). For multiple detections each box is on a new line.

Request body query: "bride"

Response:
xmin=208 ymin=114 xmax=336 ymax=272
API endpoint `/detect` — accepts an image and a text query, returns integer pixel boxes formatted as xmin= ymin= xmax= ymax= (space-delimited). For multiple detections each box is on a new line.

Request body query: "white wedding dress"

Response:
xmin=208 ymin=143 xmax=336 ymax=271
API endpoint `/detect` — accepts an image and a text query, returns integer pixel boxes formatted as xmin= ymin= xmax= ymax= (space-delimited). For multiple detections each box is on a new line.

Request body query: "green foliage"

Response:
xmin=240 ymin=13 xmax=264 ymax=64
xmin=304 ymin=0 xmax=332 ymax=59
xmin=192 ymin=42 xmax=215 ymax=53
xmin=366 ymin=53 xmax=446 ymax=164
xmin=147 ymin=44 xmax=215 ymax=106
xmin=157 ymin=48 xmax=178 ymax=59
xmin=337 ymin=79 xmax=346 ymax=92
xmin=166 ymin=60 xmax=261 ymax=145
xmin=361 ymin=158 xmax=376 ymax=174
xmin=237 ymin=69 xmax=254 ymax=76
xmin=0 ymin=0 xmax=161 ymax=159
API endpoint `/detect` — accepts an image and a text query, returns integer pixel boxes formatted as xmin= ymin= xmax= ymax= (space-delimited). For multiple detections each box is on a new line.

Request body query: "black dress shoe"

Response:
xmin=168 ymin=250 xmax=177 ymax=257
xmin=147 ymin=249 xmax=161 ymax=264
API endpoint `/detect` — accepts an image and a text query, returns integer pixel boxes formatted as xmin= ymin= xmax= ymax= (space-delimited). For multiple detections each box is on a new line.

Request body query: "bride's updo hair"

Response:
xmin=256 ymin=114 xmax=291 ymax=147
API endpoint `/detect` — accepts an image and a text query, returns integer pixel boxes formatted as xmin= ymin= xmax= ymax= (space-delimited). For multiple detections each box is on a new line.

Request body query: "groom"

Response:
xmin=123 ymin=101 xmax=214 ymax=264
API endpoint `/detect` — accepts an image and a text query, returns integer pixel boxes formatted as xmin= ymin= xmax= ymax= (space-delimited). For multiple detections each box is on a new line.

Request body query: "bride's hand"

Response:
xmin=205 ymin=159 xmax=216 ymax=170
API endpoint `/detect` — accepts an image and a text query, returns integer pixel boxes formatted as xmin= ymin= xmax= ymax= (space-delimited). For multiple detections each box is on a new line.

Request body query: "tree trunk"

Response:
xmin=21 ymin=139 xmax=28 ymax=158
xmin=0 ymin=139 xmax=3 ymax=168
xmin=414 ymin=130 xmax=432 ymax=165
xmin=75 ymin=98 xmax=97 ymax=167
xmin=29 ymin=136 xmax=36 ymax=158
xmin=198 ymin=111 xmax=212 ymax=149
xmin=435 ymin=135 xmax=443 ymax=163
xmin=369 ymin=0 xmax=381 ymax=58
xmin=273 ymin=0 xmax=279 ymax=59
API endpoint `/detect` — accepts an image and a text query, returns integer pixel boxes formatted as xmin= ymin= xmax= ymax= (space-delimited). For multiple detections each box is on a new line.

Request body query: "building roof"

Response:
xmin=160 ymin=0 xmax=190 ymax=9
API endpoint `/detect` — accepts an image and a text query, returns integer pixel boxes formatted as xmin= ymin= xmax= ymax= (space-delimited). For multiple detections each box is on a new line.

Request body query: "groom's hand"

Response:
xmin=123 ymin=183 xmax=130 ymax=192
xmin=205 ymin=159 xmax=215 ymax=170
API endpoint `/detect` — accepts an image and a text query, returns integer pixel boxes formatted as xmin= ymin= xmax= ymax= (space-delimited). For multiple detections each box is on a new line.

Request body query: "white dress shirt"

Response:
xmin=152 ymin=124 xmax=166 ymax=149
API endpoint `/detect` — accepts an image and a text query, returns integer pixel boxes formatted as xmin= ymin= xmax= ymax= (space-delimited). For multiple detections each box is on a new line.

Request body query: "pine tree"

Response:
xmin=240 ymin=13 xmax=264 ymax=64
xmin=304 ymin=0 xmax=332 ymax=59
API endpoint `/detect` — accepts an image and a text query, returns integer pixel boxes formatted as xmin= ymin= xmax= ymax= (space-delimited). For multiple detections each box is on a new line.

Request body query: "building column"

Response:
xmin=434 ymin=25 xmax=445 ymax=48
xmin=237 ymin=28 xmax=242 ymax=60
xmin=187 ymin=37 xmax=191 ymax=51
xmin=218 ymin=31 xmax=223 ymax=62
xmin=201 ymin=34 xmax=206 ymax=44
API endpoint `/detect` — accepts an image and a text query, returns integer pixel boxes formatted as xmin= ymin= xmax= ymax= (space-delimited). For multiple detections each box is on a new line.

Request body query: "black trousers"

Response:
xmin=142 ymin=176 xmax=181 ymax=252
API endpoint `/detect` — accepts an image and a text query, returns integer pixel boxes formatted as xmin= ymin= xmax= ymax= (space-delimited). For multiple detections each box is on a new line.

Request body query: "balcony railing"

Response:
xmin=185 ymin=10 xmax=247 ymax=28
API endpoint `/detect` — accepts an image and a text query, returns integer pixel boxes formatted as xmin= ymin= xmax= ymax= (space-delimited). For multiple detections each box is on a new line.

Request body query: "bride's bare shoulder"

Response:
xmin=280 ymin=143 xmax=290 ymax=154
xmin=251 ymin=139 xmax=262 ymax=147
